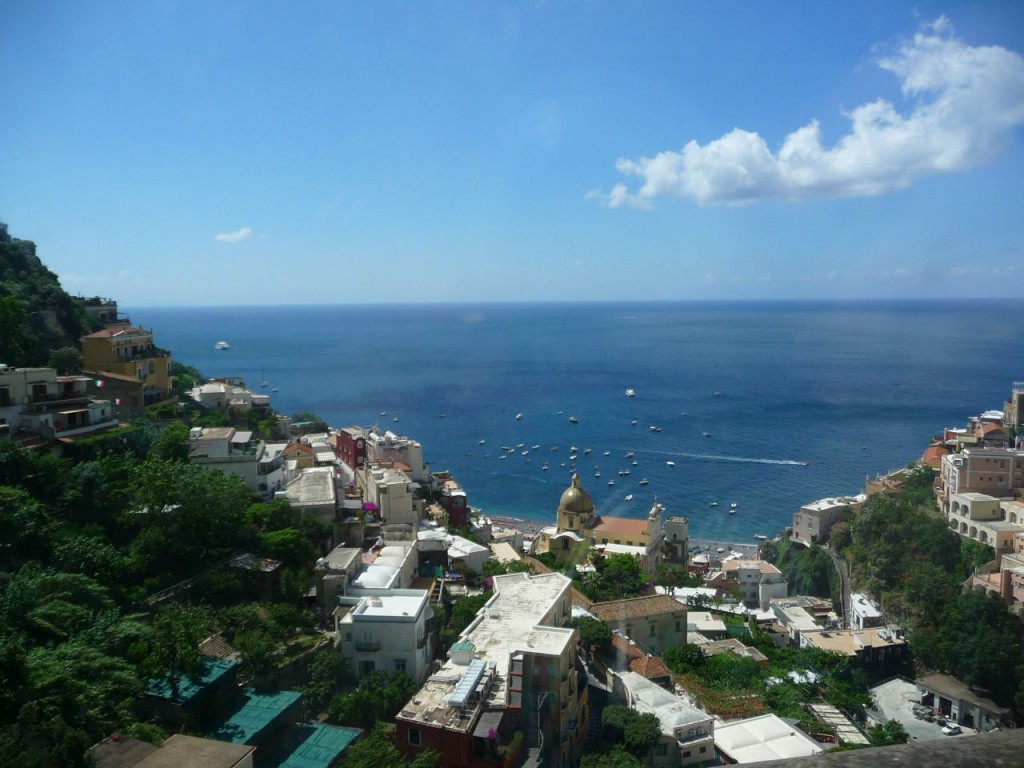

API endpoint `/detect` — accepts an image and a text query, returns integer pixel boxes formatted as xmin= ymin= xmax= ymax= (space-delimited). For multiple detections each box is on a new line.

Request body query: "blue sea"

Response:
xmin=129 ymin=300 xmax=1024 ymax=543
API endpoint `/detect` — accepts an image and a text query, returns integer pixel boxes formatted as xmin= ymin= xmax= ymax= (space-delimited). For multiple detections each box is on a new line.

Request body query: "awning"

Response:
xmin=59 ymin=408 xmax=89 ymax=416
xmin=472 ymin=710 xmax=505 ymax=739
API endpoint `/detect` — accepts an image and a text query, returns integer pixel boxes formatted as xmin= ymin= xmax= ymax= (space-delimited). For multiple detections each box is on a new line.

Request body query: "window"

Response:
xmin=358 ymin=660 xmax=375 ymax=676
xmin=699 ymin=745 xmax=707 ymax=753
xmin=683 ymin=750 xmax=691 ymax=758
xmin=344 ymin=632 xmax=352 ymax=641
xmin=655 ymin=743 xmax=668 ymax=756
xmin=395 ymin=659 xmax=407 ymax=672
xmin=408 ymin=727 xmax=421 ymax=746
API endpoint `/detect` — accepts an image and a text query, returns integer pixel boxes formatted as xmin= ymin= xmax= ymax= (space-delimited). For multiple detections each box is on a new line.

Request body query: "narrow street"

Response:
xmin=823 ymin=545 xmax=851 ymax=627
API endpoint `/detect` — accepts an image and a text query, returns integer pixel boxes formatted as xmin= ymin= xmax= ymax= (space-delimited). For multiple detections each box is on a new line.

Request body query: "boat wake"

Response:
xmin=646 ymin=450 xmax=806 ymax=466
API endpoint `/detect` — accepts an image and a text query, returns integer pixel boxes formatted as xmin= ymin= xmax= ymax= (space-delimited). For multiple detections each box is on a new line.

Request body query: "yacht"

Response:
xmin=569 ymin=416 xmax=579 ymax=424
xmin=214 ymin=340 xmax=230 ymax=350
xmin=625 ymin=388 xmax=635 ymax=398
xmin=624 ymin=494 xmax=633 ymax=501
xmin=649 ymin=425 xmax=662 ymax=433
xmin=638 ymin=478 xmax=649 ymax=486
xmin=666 ymin=461 xmax=675 ymax=467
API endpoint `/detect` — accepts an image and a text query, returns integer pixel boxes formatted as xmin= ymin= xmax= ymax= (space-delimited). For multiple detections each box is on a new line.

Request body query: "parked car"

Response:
xmin=942 ymin=724 xmax=962 ymax=736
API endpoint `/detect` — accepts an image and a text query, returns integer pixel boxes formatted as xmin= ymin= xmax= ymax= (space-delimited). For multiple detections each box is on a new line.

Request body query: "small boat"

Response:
xmin=542 ymin=465 xmax=549 ymax=471
xmin=702 ymin=432 xmax=711 ymax=437
xmin=261 ymin=381 xmax=268 ymax=388
xmin=499 ymin=455 xmax=507 ymax=460
xmin=624 ymin=494 xmax=633 ymax=501
xmin=729 ymin=509 xmax=736 ymax=515
xmin=584 ymin=448 xmax=591 ymax=454
xmin=710 ymin=501 xmax=719 ymax=507
xmin=730 ymin=502 xmax=738 ymax=510
xmin=214 ymin=340 xmax=230 ymax=350
xmin=801 ymin=460 xmax=809 ymax=466
xmin=516 ymin=444 xmax=525 ymax=449
xmin=271 ymin=387 xmax=279 ymax=392
xmin=479 ymin=440 xmax=486 ymax=445
xmin=380 ymin=411 xmax=387 ymax=416
xmin=625 ymin=388 xmax=635 ymax=398
xmin=515 ymin=413 xmax=523 ymax=420
xmin=638 ymin=478 xmax=649 ymax=486
xmin=632 ymin=460 xmax=638 ymax=466
xmin=753 ymin=534 xmax=768 ymax=540
xmin=649 ymin=426 xmax=661 ymax=433
xmin=625 ymin=451 xmax=634 ymax=459
xmin=714 ymin=392 xmax=721 ymax=397
xmin=393 ymin=417 xmax=399 ymax=422
xmin=569 ymin=416 xmax=579 ymax=424
xmin=618 ymin=469 xmax=630 ymax=476
xmin=607 ymin=480 xmax=615 ymax=486
xmin=594 ymin=470 xmax=601 ymax=478
xmin=631 ymin=420 xmax=638 ymax=426
xmin=603 ymin=451 xmax=610 ymax=456
xmin=666 ymin=461 xmax=675 ymax=467
xmin=531 ymin=444 xmax=540 ymax=450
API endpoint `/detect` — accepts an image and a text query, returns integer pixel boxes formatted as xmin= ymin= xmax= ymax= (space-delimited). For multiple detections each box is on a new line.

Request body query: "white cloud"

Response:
xmin=214 ymin=227 xmax=252 ymax=243
xmin=591 ymin=17 xmax=1024 ymax=207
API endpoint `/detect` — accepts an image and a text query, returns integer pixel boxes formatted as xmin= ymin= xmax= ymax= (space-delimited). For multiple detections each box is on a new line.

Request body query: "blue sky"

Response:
xmin=1 ymin=1 xmax=1022 ymax=306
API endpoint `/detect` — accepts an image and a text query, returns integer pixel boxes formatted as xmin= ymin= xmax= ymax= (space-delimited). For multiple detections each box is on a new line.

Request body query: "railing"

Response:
xmin=355 ymin=638 xmax=381 ymax=652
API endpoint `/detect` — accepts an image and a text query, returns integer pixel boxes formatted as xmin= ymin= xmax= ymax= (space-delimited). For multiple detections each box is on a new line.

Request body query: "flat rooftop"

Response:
xmin=396 ymin=572 xmax=573 ymax=733
xmin=802 ymin=627 xmax=904 ymax=656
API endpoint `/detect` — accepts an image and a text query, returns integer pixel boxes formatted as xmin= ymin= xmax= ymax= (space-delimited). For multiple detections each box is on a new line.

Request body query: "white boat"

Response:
xmin=625 ymin=388 xmax=635 ymax=397
xmin=649 ymin=425 xmax=661 ymax=433
xmin=569 ymin=416 xmax=579 ymax=424
xmin=214 ymin=340 xmax=230 ymax=350
xmin=584 ymin=448 xmax=591 ymax=454
xmin=666 ymin=461 xmax=675 ymax=467
xmin=625 ymin=451 xmax=634 ymax=459
xmin=753 ymin=534 xmax=768 ymax=540
xmin=730 ymin=502 xmax=738 ymax=509
xmin=603 ymin=451 xmax=610 ymax=456
xmin=632 ymin=460 xmax=638 ymax=466
xmin=618 ymin=469 xmax=630 ymax=476
xmin=702 ymin=432 xmax=711 ymax=437
xmin=607 ymin=480 xmax=615 ymax=486
xmin=479 ymin=440 xmax=486 ymax=445
xmin=515 ymin=413 xmax=523 ymax=420
xmin=624 ymin=494 xmax=633 ymax=501
xmin=594 ymin=470 xmax=601 ymax=478
xmin=710 ymin=501 xmax=719 ymax=507
xmin=631 ymin=420 xmax=638 ymax=426
xmin=638 ymin=478 xmax=649 ymax=486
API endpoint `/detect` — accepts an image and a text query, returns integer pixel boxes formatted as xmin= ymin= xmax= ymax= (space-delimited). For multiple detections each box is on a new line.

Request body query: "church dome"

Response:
xmin=559 ymin=473 xmax=594 ymax=515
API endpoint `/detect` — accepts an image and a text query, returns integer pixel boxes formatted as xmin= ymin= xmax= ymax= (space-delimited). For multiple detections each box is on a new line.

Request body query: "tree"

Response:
xmin=581 ymin=747 xmax=644 ymax=768
xmin=235 ymin=629 xmax=278 ymax=679
xmin=142 ymin=603 xmax=215 ymax=698
xmin=47 ymin=346 xmax=82 ymax=375
xmin=342 ymin=723 xmax=439 ymax=768
xmin=662 ymin=644 xmax=705 ymax=674
xmin=302 ymin=648 xmax=351 ymax=714
xmin=601 ymin=706 xmax=661 ymax=758
xmin=329 ymin=670 xmax=418 ymax=729
xmin=575 ymin=616 xmax=612 ymax=657
xmin=867 ymin=719 xmax=908 ymax=746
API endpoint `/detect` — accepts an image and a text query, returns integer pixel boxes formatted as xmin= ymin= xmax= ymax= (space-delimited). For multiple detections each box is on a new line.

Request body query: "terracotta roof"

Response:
xmin=590 ymin=594 xmax=685 ymax=622
xmin=592 ymin=515 xmax=649 ymax=536
xmin=198 ymin=634 xmax=238 ymax=661
xmin=722 ymin=559 xmax=781 ymax=575
xmin=630 ymin=654 xmax=671 ymax=679
xmin=920 ymin=444 xmax=951 ymax=467
xmin=611 ymin=634 xmax=644 ymax=663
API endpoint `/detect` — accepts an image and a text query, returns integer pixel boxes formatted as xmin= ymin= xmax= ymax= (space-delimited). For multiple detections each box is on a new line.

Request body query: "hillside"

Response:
xmin=0 ymin=220 xmax=95 ymax=366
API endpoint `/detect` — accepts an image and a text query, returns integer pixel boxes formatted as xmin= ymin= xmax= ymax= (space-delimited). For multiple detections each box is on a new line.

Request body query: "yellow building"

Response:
xmin=81 ymin=326 xmax=172 ymax=404
xmin=538 ymin=474 xmax=664 ymax=572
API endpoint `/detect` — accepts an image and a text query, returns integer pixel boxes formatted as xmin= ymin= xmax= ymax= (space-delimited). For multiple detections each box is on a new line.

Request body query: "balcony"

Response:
xmin=116 ymin=346 xmax=172 ymax=363
xmin=354 ymin=638 xmax=381 ymax=652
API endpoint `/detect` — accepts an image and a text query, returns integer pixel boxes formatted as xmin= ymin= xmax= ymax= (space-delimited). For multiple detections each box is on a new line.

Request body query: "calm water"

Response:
xmin=129 ymin=300 xmax=1024 ymax=542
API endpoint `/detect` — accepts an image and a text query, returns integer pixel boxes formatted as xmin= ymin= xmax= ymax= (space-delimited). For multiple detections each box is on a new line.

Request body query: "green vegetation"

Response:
xmin=342 ymin=723 xmax=440 ymax=768
xmin=328 ymin=670 xmax=417 ymax=729
xmin=578 ymin=553 xmax=648 ymax=601
xmin=832 ymin=467 xmax=1024 ymax=713
xmin=0 ymin=225 xmax=96 ymax=367
xmin=761 ymin=538 xmax=840 ymax=608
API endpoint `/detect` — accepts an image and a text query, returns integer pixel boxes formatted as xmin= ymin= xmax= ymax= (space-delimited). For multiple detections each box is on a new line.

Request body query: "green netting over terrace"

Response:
xmin=209 ymin=687 xmax=302 ymax=745
xmin=145 ymin=657 xmax=237 ymax=705
xmin=278 ymin=723 xmax=362 ymax=768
